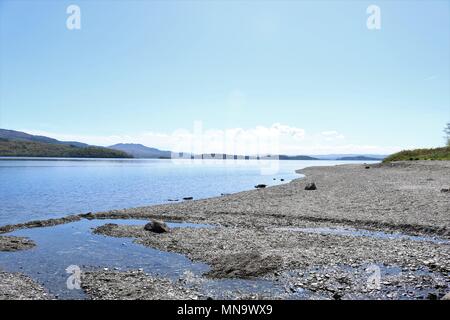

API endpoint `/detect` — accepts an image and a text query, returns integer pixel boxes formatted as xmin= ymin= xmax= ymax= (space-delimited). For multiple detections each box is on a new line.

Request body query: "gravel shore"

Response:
xmin=81 ymin=270 xmax=201 ymax=300
xmin=0 ymin=270 xmax=53 ymax=300
xmin=1 ymin=161 xmax=449 ymax=300
xmin=89 ymin=161 xmax=450 ymax=299
xmin=85 ymin=161 xmax=450 ymax=236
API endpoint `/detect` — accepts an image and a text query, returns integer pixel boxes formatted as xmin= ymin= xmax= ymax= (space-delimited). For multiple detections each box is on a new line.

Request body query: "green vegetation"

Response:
xmin=383 ymin=146 xmax=450 ymax=162
xmin=444 ymin=122 xmax=450 ymax=146
xmin=0 ymin=139 xmax=133 ymax=158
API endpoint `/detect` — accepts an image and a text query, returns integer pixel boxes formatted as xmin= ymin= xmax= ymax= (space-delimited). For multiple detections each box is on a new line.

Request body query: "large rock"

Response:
xmin=254 ymin=184 xmax=267 ymax=189
xmin=442 ymin=292 xmax=450 ymax=300
xmin=305 ymin=182 xmax=317 ymax=190
xmin=206 ymin=252 xmax=282 ymax=279
xmin=144 ymin=220 xmax=170 ymax=233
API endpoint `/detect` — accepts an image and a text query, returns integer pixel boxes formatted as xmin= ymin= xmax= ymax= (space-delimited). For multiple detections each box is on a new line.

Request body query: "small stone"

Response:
xmin=427 ymin=293 xmax=438 ymax=300
xmin=332 ymin=292 xmax=343 ymax=300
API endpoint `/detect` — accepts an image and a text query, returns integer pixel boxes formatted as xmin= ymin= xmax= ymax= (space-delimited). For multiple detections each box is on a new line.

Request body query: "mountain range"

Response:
xmin=0 ymin=129 xmax=131 ymax=158
xmin=109 ymin=143 xmax=172 ymax=159
xmin=0 ymin=129 xmax=386 ymax=160
xmin=0 ymin=128 xmax=89 ymax=148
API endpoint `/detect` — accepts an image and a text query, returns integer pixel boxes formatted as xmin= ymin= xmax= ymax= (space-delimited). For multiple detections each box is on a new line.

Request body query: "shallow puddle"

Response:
xmin=0 ymin=219 xmax=287 ymax=299
xmin=277 ymin=226 xmax=450 ymax=245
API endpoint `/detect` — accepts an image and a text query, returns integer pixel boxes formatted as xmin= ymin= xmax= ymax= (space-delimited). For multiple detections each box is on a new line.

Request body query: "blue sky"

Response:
xmin=0 ymin=0 xmax=449 ymax=154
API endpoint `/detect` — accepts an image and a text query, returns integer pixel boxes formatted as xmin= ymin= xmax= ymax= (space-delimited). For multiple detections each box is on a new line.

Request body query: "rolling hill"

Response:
xmin=0 ymin=128 xmax=89 ymax=148
xmin=0 ymin=129 xmax=132 ymax=158
xmin=0 ymin=139 xmax=132 ymax=158
xmin=109 ymin=143 xmax=172 ymax=158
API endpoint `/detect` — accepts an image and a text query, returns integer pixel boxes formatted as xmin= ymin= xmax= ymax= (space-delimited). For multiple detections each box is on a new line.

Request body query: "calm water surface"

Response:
xmin=0 ymin=158 xmax=375 ymax=226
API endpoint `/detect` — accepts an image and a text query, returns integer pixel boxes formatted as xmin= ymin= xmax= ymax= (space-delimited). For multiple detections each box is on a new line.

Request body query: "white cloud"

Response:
xmin=272 ymin=123 xmax=305 ymax=140
xmin=22 ymin=124 xmax=401 ymax=155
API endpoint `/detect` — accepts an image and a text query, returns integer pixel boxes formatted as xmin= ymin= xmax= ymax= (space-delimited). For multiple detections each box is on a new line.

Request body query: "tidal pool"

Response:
xmin=0 ymin=219 xmax=287 ymax=299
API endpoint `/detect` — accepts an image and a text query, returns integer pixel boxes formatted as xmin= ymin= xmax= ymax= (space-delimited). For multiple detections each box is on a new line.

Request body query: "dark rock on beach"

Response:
xmin=254 ymin=184 xmax=267 ymax=189
xmin=144 ymin=220 xmax=170 ymax=233
xmin=79 ymin=212 xmax=94 ymax=219
xmin=183 ymin=197 xmax=193 ymax=200
xmin=441 ymin=188 xmax=449 ymax=193
xmin=305 ymin=182 xmax=317 ymax=190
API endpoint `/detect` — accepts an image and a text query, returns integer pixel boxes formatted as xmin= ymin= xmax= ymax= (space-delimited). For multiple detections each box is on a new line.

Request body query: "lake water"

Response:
xmin=0 ymin=158 xmax=375 ymax=226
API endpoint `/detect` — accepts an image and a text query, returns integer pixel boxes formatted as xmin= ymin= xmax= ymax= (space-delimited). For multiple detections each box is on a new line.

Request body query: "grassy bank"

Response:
xmin=383 ymin=146 xmax=450 ymax=162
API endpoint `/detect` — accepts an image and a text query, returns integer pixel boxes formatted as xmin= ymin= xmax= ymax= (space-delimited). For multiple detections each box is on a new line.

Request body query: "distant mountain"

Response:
xmin=0 ymin=129 xmax=88 ymax=148
xmin=336 ymin=155 xmax=385 ymax=161
xmin=312 ymin=154 xmax=386 ymax=160
xmin=279 ymin=155 xmax=319 ymax=160
xmin=109 ymin=143 xmax=172 ymax=158
xmin=0 ymin=129 xmax=132 ymax=158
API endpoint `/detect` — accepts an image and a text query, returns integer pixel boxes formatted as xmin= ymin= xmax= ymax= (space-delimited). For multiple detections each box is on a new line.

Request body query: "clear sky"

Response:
xmin=0 ymin=0 xmax=449 ymax=155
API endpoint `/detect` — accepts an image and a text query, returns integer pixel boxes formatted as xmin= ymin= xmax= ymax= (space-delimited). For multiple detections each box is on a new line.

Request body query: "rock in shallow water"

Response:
xmin=144 ymin=220 xmax=170 ymax=233
xmin=254 ymin=184 xmax=267 ymax=189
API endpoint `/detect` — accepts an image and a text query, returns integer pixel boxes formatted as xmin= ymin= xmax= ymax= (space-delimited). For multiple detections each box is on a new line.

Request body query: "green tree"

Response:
xmin=445 ymin=122 xmax=450 ymax=146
